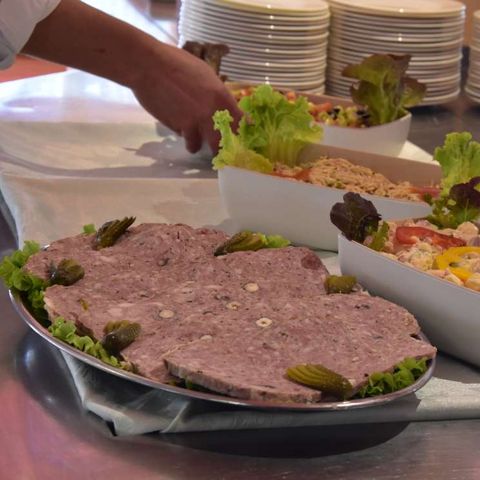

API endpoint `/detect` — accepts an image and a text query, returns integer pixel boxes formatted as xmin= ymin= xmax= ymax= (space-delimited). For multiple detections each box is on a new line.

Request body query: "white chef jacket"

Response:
xmin=0 ymin=0 xmax=61 ymax=68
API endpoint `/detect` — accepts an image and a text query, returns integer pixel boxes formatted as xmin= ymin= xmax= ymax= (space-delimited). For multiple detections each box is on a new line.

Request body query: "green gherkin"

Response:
xmin=324 ymin=275 xmax=357 ymax=294
xmin=101 ymin=320 xmax=141 ymax=356
xmin=49 ymin=259 xmax=84 ymax=286
xmin=214 ymin=231 xmax=266 ymax=256
xmin=93 ymin=217 xmax=135 ymax=250
xmin=286 ymin=364 xmax=353 ymax=400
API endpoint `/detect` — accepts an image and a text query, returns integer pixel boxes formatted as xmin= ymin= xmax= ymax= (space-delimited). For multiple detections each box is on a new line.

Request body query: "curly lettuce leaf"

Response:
xmin=49 ymin=317 xmax=135 ymax=371
xmin=238 ymin=84 xmax=322 ymax=167
xmin=356 ymin=357 xmax=428 ymax=398
xmin=83 ymin=224 xmax=96 ymax=234
xmin=434 ymin=132 xmax=480 ymax=195
xmin=330 ymin=192 xmax=381 ymax=242
xmin=342 ymin=54 xmax=426 ymax=125
xmin=428 ymin=176 xmax=480 ymax=229
xmin=0 ymin=241 xmax=49 ymax=323
xmin=0 ymin=241 xmax=41 ymax=287
xmin=367 ymin=222 xmax=390 ymax=251
xmin=264 ymin=234 xmax=291 ymax=249
xmin=212 ymin=110 xmax=274 ymax=173
xmin=212 ymin=84 xmax=322 ymax=171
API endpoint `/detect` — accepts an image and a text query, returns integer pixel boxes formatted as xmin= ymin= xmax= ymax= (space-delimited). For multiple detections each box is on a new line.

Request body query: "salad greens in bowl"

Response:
xmin=332 ymin=131 xmax=480 ymax=366
xmin=229 ymin=53 xmax=426 ymax=156
xmin=322 ymin=53 xmax=426 ymax=156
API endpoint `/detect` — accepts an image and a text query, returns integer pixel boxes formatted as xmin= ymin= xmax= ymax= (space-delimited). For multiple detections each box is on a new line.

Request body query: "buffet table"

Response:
xmin=2 ymin=1 xmax=480 ymax=478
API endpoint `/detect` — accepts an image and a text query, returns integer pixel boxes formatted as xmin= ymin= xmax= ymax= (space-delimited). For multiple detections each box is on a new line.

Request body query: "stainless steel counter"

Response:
xmin=2 ymin=1 xmax=480 ymax=478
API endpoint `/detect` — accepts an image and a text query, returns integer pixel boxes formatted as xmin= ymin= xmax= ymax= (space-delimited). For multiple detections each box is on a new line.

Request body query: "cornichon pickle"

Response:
xmin=324 ymin=275 xmax=357 ymax=294
xmin=93 ymin=217 xmax=135 ymax=250
xmin=214 ymin=231 xmax=266 ymax=256
xmin=286 ymin=364 xmax=353 ymax=399
xmin=49 ymin=259 xmax=85 ymax=286
xmin=101 ymin=320 xmax=141 ymax=355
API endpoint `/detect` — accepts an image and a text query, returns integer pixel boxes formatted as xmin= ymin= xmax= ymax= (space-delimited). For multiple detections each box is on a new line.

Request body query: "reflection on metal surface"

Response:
xmin=11 ymin=290 xmax=436 ymax=412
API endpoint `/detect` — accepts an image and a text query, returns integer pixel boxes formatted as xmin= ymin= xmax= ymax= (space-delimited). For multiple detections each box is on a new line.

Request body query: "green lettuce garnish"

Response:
xmin=356 ymin=357 xmax=428 ymax=398
xmin=264 ymin=234 xmax=290 ymax=249
xmin=83 ymin=224 xmax=96 ymax=234
xmin=286 ymin=356 xmax=428 ymax=399
xmin=0 ymin=241 xmax=49 ymax=324
xmin=368 ymin=222 xmax=390 ymax=251
xmin=49 ymin=317 xmax=135 ymax=371
xmin=433 ymin=132 xmax=480 ymax=196
xmin=425 ymin=132 xmax=480 ymax=228
xmin=212 ymin=110 xmax=274 ymax=173
xmin=428 ymin=177 xmax=480 ymax=229
xmin=212 ymin=84 xmax=322 ymax=171
xmin=342 ymin=54 xmax=426 ymax=126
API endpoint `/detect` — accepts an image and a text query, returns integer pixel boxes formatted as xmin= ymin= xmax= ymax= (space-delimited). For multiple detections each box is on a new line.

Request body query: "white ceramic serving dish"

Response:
xmin=322 ymin=112 xmax=411 ymax=157
xmin=338 ymin=234 xmax=480 ymax=367
xmin=218 ymin=143 xmax=440 ymax=251
xmin=295 ymin=91 xmax=412 ymax=156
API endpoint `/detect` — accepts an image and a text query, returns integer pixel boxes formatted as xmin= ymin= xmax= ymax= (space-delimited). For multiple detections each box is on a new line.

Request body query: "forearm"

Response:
xmin=22 ymin=0 xmax=163 ymax=89
xmin=21 ymin=0 xmax=242 ymax=153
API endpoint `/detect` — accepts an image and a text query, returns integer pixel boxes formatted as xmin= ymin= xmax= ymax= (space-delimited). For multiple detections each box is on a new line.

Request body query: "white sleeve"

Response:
xmin=0 ymin=0 xmax=62 ymax=69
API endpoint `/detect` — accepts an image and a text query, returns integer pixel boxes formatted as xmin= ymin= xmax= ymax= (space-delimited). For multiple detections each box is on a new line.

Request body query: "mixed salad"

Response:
xmin=231 ymin=85 xmax=368 ymax=127
xmin=213 ymin=83 xmax=431 ymax=202
xmin=331 ymin=132 xmax=480 ymax=293
xmin=229 ymin=53 xmax=426 ymax=128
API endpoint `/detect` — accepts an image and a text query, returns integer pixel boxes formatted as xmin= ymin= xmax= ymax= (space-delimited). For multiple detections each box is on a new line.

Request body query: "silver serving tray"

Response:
xmin=11 ymin=290 xmax=436 ymax=412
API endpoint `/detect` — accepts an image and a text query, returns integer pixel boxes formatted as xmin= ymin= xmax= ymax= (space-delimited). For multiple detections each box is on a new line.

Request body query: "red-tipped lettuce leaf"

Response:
xmin=330 ymin=192 xmax=381 ymax=242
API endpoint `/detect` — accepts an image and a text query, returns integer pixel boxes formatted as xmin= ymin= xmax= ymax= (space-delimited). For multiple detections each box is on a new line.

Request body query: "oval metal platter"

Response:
xmin=11 ymin=290 xmax=436 ymax=412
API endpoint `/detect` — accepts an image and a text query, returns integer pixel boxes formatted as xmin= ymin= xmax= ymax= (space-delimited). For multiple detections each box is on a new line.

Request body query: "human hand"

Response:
xmin=132 ymin=43 xmax=242 ymax=154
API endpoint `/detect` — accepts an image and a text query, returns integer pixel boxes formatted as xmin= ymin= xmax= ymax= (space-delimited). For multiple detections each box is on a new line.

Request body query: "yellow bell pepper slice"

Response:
xmin=435 ymin=246 xmax=480 ymax=281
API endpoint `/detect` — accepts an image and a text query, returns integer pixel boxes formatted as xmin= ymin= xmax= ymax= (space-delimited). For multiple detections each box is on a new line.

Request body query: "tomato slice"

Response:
xmin=395 ymin=226 xmax=466 ymax=248
xmin=272 ymin=168 xmax=312 ymax=182
xmin=410 ymin=186 xmax=441 ymax=199
xmin=314 ymin=102 xmax=333 ymax=113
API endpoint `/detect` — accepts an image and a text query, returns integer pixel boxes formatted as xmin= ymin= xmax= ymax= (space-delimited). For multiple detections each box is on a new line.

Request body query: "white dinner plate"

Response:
xmin=328 ymin=0 xmax=465 ymax=18
xmin=223 ymin=55 xmax=327 ymax=68
xmin=189 ymin=0 xmax=329 ymax=16
xmin=222 ymin=61 xmax=326 ymax=76
xmin=183 ymin=0 xmax=330 ymax=25
xmin=329 ymin=25 xmax=464 ymax=43
xmin=180 ymin=18 xmax=330 ymax=43
xmin=214 ymin=0 xmax=329 ymax=14
xmin=332 ymin=13 xmax=465 ymax=34
xmin=328 ymin=34 xmax=463 ymax=52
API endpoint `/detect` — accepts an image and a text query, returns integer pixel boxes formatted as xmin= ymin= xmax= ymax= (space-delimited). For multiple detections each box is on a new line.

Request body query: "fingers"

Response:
xmin=228 ymin=101 xmax=243 ymax=133
xmin=204 ymin=96 xmax=243 ymax=154
xmin=206 ymin=127 xmax=222 ymax=155
xmin=183 ymin=126 xmax=203 ymax=154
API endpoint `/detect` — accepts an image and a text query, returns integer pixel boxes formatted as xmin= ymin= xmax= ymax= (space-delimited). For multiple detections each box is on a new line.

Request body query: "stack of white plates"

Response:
xmin=326 ymin=0 xmax=465 ymax=105
xmin=178 ymin=0 xmax=330 ymax=93
xmin=466 ymin=11 xmax=480 ymax=104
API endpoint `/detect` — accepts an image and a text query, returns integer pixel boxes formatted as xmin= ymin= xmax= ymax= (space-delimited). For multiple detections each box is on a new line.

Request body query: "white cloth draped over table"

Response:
xmin=3 ymin=118 xmax=480 ymax=435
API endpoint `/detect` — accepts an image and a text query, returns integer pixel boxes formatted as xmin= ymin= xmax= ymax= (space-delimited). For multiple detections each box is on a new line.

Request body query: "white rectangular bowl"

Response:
xmin=218 ymin=144 xmax=440 ymax=251
xmin=296 ymin=91 xmax=412 ymax=156
xmin=338 ymin=234 xmax=480 ymax=367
